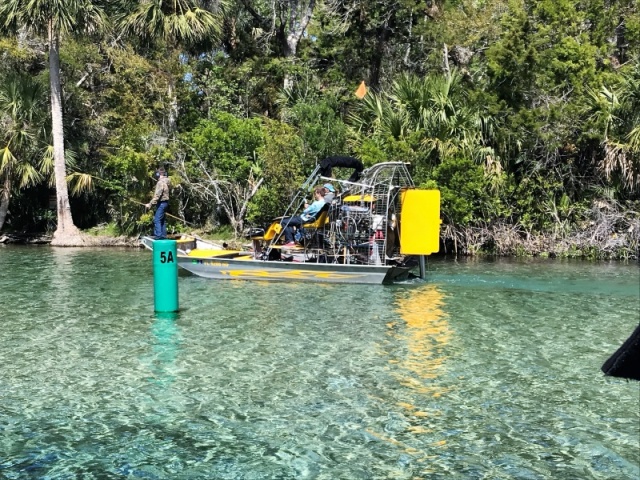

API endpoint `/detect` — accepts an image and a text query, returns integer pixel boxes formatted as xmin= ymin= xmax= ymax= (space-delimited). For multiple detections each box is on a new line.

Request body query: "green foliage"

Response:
xmin=349 ymin=71 xmax=499 ymax=176
xmin=429 ymin=157 xmax=495 ymax=226
xmin=201 ymin=224 xmax=235 ymax=241
xmin=116 ymin=0 xmax=226 ymax=46
xmin=351 ymin=137 xmax=389 ymax=168
xmin=169 ymin=113 xmax=265 ymax=231
xmin=247 ymin=120 xmax=304 ymax=225
xmin=183 ymin=112 xmax=263 ymax=182
xmin=581 ymin=62 xmax=640 ymax=195
xmin=307 ymin=0 xmax=427 ymax=88
xmin=511 ymin=173 xmax=568 ymax=232
xmin=85 ymin=222 xmax=121 ymax=237
xmin=0 ymin=0 xmax=107 ymax=37
xmin=96 ymin=45 xmax=175 ymax=142
xmin=181 ymin=54 xmax=292 ymax=125
xmin=486 ymin=0 xmax=604 ymax=102
xmin=0 ymin=37 xmax=38 ymax=66
xmin=287 ymin=100 xmax=347 ymax=169
xmin=179 ymin=52 xmax=246 ymax=129
xmin=0 ymin=72 xmax=48 ymax=229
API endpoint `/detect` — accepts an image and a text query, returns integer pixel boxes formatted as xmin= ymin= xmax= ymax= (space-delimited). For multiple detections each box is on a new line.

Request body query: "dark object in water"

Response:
xmin=601 ymin=324 xmax=640 ymax=381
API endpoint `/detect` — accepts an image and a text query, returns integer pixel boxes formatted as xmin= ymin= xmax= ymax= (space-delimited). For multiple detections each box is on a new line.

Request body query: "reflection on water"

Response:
xmin=143 ymin=312 xmax=181 ymax=388
xmin=0 ymin=248 xmax=638 ymax=479
xmin=393 ymin=285 xmax=450 ymax=383
xmin=49 ymin=247 xmax=80 ymax=322
xmin=366 ymin=285 xmax=453 ymax=465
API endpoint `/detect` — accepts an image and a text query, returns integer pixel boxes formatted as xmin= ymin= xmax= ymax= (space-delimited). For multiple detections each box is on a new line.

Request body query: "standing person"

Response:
xmin=145 ymin=167 xmax=171 ymax=239
xmin=279 ymin=187 xmax=325 ymax=246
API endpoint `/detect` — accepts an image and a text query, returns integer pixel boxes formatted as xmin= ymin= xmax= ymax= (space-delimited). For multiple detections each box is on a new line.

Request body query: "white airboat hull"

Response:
xmin=140 ymin=236 xmax=411 ymax=284
xmin=179 ymin=256 xmax=409 ymax=284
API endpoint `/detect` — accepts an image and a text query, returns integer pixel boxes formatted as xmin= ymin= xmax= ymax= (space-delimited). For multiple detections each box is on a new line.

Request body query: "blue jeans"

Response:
xmin=280 ymin=216 xmax=304 ymax=242
xmin=154 ymin=201 xmax=169 ymax=238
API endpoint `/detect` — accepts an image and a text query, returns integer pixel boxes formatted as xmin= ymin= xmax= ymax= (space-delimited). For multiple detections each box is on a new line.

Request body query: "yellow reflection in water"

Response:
xmin=393 ymin=284 xmax=451 ymax=384
xmin=370 ymin=285 xmax=452 ymax=460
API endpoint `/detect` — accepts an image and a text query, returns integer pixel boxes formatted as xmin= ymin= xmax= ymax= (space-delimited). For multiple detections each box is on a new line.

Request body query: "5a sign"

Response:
xmin=160 ymin=251 xmax=175 ymax=263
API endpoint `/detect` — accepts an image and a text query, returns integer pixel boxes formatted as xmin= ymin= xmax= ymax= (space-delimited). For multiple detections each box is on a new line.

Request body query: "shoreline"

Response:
xmin=0 ymin=233 xmax=141 ymax=247
xmin=1 ymin=231 xmax=637 ymax=262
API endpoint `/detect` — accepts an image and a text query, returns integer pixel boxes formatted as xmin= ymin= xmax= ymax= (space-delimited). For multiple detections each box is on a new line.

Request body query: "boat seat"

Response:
xmin=251 ymin=204 xmax=330 ymax=257
xmin=255 ymin=203 xmax=329 ymax=241
xmin=250 ymin=221 xmax=282 ymax=241
xmin=302 ymin=203 xmax=330 ymax=229
xmin=298 ymin=203 xmax=330 ymax=248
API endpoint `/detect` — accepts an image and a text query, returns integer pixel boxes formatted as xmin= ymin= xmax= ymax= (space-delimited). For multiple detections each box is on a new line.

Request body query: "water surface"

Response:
xmin=0 ymin=247 xmax=638 ymax=479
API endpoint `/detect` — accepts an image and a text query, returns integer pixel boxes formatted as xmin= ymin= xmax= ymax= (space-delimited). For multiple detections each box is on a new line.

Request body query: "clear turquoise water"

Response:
xmin=0 ymin=247 xmax=638 ymax=479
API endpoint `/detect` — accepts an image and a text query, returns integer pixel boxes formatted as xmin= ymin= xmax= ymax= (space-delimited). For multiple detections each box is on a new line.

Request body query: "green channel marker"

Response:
xmin=152 ymin=239 xmax=179 ymax=312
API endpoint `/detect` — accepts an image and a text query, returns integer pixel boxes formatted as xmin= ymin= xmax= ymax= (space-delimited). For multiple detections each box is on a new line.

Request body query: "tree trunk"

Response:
xmin=167 ymin=81 xmax=178 ymax=133
xmin=48 ymin=24 xmax=83 ymax=246
xmin=370 ymin=21 xmax=391 ymax=89
xmin=0 ymin=175 xmax=10 ymax=232
xmin=283 ymin=0 xmax=316 ymax=58
xmin=282 ymin=0 xmax=316 ymax=89
xmin=443 ymin=43 xmax=450 ymax=77
xmin=238 ymin=0 xmax=316 ymax=90
xmin=615 ymin=16 xmax=627 ymax=65
xmin=403 ymin=10 xmax=413 ymax=66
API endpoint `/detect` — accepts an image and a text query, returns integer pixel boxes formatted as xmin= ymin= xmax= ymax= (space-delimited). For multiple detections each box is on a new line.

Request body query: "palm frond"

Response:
xmin=0 ymin=147 xmax=16 ymax=173
xmin=67 ymin=172 xmax=95 ymax=196
xmin=586 ymin=85 xmax=621 ymax=139
xmin=385 ymin=112 xmax=408 ymax=139
xmin=65 ymin=148 xmax=78 ymax=169
xmin=39 ymin=145 xmax=55 ymax=182
xmin=15 ymin=161 xmax=42 ymax=188
xmin=627 ymin=125 xmax=640 ymax=152
xmin=0 ymin=0 xmax=107 ymax=36
xmin=602 ymin=140 xmax=639 ymax=191
xmin=118 ymin=0 xmax=225 ymax=44
xmin=349 ymin=69 xmax=500 ymax=164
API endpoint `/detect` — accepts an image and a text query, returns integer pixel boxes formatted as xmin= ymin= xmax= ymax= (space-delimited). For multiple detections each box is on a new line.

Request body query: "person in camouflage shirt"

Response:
xmin=145 ymin=167 xmax=171 ymax=239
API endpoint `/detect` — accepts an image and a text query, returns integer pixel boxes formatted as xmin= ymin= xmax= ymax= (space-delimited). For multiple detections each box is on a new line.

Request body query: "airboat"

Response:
xmin=141 ymin=157 xmax=441 ymax=284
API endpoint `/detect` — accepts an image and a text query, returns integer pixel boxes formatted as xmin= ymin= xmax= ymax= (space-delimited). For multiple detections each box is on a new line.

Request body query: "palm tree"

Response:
xmin=0 ymin=1 xmax=106 ymax=245
xmin=588 ymin=63 xmax=640 ymax=194
xmin=0 ymin=74 xmax=46 ymax=231
xmin=350 ymin=70 xmax=498 ymax=169
xmin=117 ymin=0 xmax=225 ymax=43
xmin=117 ymin=0 xmax=226 ymax=132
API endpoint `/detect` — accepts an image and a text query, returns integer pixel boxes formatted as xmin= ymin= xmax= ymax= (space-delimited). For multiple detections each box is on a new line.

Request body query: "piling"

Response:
xmin=418 ymin=255 xmax=426 ymax=280
xmin=152 ymin=239 xmax=179 ymax=312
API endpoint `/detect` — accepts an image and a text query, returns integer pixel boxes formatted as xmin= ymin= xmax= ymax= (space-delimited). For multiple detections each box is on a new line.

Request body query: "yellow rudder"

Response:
xmin=399 ymin=189 xmax=441 ymax=255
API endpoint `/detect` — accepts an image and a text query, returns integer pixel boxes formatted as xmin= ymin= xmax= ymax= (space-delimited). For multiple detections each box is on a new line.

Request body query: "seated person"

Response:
xmin=323 ymin=183 xmax=336 ymax=203
xmin=280 ymin=187 xmax=325 ymax=246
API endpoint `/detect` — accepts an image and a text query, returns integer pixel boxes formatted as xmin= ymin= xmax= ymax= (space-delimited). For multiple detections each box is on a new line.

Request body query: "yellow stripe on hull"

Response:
xmin=178 ymin=257 xmax=396 ymax=283
xmin=219 ymin=269 xmax=364 ymax=280
xmin=186 ymin=250 xmax=242 ymax=258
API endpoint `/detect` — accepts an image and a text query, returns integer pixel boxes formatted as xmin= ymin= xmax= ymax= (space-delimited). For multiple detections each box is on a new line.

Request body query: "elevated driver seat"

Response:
xmin=249 ymin=203 xmax=330 ymax=256
xmin=298 ymin=203 xmax=330 ymax=247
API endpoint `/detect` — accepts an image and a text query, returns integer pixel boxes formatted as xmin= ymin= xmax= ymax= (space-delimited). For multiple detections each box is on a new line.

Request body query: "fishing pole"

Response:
xmin=130 ymin=199 xmax=197 ymax=227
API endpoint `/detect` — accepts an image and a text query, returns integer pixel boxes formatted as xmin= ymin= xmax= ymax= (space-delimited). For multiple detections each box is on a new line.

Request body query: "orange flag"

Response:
xmin=355 ymin=80 xmax=367 ymax=99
